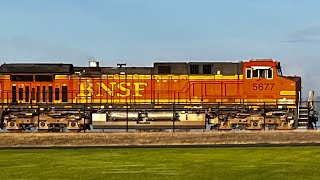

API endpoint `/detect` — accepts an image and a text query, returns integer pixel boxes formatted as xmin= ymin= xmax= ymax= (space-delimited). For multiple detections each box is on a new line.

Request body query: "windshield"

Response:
xmin=277 ymin=67 xmax=283 ymax=76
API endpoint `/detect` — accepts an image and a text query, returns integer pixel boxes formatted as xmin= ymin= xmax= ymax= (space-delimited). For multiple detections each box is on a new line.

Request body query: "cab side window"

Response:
xmin=252 ymin=69 xmax=259 ymax=78
xmin=246 ymin=68 xmax=252 ymax=79
xmin=259 ymin=69 xmax=273 ymax=79
xmin=267 ymin=69 xmax=273 ymax=79
xmin=252 ymin=69 xmax=273 ymax=79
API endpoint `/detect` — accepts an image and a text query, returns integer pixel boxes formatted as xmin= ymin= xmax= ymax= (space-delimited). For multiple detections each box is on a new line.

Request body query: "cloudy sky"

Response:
xmin=0 ymin=0 xmax=319 ymax=96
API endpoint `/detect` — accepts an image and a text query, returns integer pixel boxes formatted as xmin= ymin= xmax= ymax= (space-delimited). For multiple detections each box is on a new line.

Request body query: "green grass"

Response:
xmin=0 ymin=147 xmax=319 ymax=180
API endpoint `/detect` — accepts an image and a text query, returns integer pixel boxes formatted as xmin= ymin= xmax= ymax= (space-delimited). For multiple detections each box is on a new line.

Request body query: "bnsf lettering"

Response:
xmin=77 ymin=82 xmax=147 ymax=97
xmin=252 ymin=83 xmax=274 ymax=91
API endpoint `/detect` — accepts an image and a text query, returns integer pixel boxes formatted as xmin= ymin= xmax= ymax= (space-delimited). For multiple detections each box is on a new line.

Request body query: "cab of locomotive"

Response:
xmin=243 ymin=59 xmax=301 ymax=107
xmin=274 ymin=61 xmax=302 ymax=106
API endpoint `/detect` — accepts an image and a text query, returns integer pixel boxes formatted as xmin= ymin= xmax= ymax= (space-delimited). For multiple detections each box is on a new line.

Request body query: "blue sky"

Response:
xmin=0 ymin=0 xmax=319 ymax=96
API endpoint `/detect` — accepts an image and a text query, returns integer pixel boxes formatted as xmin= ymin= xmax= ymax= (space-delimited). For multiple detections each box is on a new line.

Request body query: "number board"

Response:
xmin=252 ymin=83 xmax=274 ymax=91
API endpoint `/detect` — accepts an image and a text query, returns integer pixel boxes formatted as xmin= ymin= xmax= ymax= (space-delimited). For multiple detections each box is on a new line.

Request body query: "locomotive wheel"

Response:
xmin=9 ymin=122 xmax=15 ymax=127
xmin=39 ymin=122 xmax=46 ymax=128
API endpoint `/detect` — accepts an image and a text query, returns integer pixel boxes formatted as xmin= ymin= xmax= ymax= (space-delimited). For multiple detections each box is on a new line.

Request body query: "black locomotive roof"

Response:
xmin=153 ymin=61 xmax=243 ymax=75
xmin=0 ymin=61 xmax=243 ymax=75
xmin=0 ymin=63 xmax=74 ymax=74
xmin=73 ymin=67 xmax=153 ymax=76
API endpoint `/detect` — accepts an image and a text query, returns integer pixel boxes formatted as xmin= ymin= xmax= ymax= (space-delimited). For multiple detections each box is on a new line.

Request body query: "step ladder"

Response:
xmin=297 ymin=106 xmax=309 ymax=129
xmin=0 ymin=108 xmax=4 ymax=129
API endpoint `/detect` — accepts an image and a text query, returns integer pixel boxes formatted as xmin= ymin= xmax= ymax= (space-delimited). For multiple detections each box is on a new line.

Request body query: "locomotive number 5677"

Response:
xmin=252 ymin=83 xmax=274 ymax=91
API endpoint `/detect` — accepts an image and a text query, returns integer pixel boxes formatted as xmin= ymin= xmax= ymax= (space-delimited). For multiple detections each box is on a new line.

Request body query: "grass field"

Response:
xmin=0 ymin=147 xmax=320 ymax=180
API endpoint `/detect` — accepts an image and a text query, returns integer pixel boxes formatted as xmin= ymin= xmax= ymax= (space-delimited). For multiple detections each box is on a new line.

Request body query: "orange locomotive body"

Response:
xmin=0 ymin=59 xmax=305 ymax=132
xmin=65 ymin=59 xmax=299 ymax=106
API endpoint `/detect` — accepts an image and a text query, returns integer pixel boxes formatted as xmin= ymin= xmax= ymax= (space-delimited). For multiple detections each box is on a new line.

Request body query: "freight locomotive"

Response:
xmin=0 ymin=59 xmax=317 ymax=132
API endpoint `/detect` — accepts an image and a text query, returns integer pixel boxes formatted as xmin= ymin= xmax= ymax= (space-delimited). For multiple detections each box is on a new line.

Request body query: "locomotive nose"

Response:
xmin=284 ymin=76 xmax=301 ymax=91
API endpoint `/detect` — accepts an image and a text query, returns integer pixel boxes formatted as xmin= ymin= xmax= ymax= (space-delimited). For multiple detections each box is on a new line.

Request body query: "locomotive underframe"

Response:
xmin=0 ymin=103 xmax=298 ymax=132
